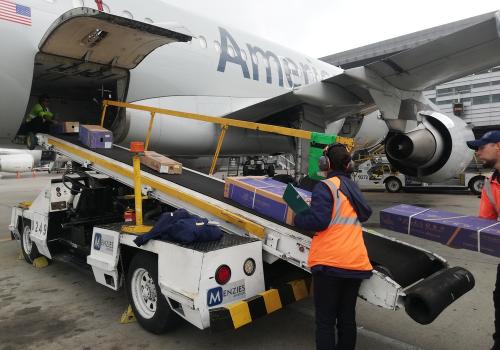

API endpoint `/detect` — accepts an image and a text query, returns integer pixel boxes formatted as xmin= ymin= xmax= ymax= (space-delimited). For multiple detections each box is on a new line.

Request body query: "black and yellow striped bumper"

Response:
xmin=209 ymin=279 xmax=311 ymax=331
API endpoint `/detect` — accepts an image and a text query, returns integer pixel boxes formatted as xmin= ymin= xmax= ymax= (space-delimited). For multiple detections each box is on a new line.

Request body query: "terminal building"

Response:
xmin=321 ymin=12 xmax=500 ymax=136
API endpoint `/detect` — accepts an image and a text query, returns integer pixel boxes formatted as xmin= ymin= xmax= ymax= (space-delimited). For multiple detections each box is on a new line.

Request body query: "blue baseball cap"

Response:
xmin=466 ymin=130 xmax=500 ymax=150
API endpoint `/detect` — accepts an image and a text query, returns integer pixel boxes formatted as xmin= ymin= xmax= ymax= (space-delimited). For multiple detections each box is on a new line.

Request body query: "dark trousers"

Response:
xmin=313 ymin=272 xmax=362 ymax=350
xmin=24 ymin=118 xmax=50 ymax=134
xmin=494 ymin=264 xmax=500 ymax=347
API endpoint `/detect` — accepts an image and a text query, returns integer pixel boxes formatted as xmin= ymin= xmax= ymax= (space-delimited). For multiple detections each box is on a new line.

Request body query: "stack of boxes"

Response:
xmin=380 ymin=204 xmax=500 ymax=257
xmin=224 ymin=176 xmax=311 ymax=225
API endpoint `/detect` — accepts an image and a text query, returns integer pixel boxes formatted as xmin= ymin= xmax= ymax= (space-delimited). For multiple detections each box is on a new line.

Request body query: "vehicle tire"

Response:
xmin=26 ymin=132 xmax=36 ymax=150
xmin=267 ymin=164 xmax=275 ymax=177
xmin=126 ymin=252 xmax=180 ymax=334
xmin=20 ymin=220 xmax=41 ymax=264
xmin=468 ymin=176 xmax=485 ymax=195
xmin=385 ymin=177 xmax=402 ymax=193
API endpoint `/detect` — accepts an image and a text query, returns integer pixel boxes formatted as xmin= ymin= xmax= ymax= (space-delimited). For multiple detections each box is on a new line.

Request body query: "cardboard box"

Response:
xmin=380 ymin=204 xmax=500 ymax=257
xmin=51 ymin=121 xmax=80 ymax=134
xmin=224 ymin=176 xmax=311 ymax=225
xmin=79 ymin=125 xmax=113 ymax=149
xmin=140 ymin=151 xmax=182 ymax=174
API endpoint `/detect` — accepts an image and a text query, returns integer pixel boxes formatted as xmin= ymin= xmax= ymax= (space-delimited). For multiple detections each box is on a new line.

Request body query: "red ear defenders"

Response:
xmin=318 ymin=143 xmax=350 ymax=171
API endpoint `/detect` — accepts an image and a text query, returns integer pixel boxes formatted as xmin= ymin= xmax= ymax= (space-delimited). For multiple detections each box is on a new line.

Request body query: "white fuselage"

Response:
xmin=0 ymin=0 xmax=343 ymax=155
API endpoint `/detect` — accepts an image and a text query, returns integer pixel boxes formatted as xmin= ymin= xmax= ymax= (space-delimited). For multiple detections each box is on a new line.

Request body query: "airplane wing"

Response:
xmin=226 ymin=10 xmax=500 ymax=122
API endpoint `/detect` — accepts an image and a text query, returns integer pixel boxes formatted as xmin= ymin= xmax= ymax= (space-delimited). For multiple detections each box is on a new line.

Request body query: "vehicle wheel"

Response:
xmin=126 ymin=252 xmax=180 ymax=334
xmin=267 ymin=164 xmax=275 ymax=177
xmin=468 ymin=176 xmax=485 ymax=195
xmin=385 ymin=177 xmax=402 ymax=193
xmin=26 ymin=132 xmax=36 ymax=150
xmin=20 ymin=220 xmax=41 ymax=264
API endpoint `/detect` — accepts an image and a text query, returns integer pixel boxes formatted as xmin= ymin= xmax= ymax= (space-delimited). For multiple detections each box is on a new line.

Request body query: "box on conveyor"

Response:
xmin=380 ymin=204 xmax=500 ymax=257
xmin=79 ymin=125 xmax=113 ymax=149
xmin=140 ymin=151 xmax=182 ymax=174
xmin=223 ymin=176 xmax=311 ymax=225
xmin=51 ymin=121 xmax=80 ymax=134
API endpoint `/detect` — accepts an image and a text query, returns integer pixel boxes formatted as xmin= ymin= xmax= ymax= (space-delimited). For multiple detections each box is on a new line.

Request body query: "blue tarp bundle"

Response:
xmin=133 ymin=209 xmax=223 ymax=246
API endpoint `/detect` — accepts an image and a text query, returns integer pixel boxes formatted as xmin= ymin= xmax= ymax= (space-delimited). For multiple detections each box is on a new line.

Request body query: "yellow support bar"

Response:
xmin=209 ymin=125 xmax=228 ymax=176
xmin=47 ymin=138 xmax=266 ymax=239
xmin=99 ymin=104 xmax=109 ymax=127
xmin=144 ymin=112 xmax=156 ymax=151
xmin=102 ymin=100 xmax=313 ymax=140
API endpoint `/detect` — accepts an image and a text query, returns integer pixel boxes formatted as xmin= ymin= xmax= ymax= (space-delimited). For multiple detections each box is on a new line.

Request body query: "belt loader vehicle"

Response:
xmin=8 ymin=106 xmax=476 ymax=333
xmin=10 ymin=101 xmax=474 ymax=333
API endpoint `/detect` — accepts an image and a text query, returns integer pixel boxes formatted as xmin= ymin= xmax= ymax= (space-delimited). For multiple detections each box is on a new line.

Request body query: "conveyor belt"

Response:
xmin=49 ymin=134 xmax=447 ymax=288
xmin=51 ymin=134 xmax=299 ymax=230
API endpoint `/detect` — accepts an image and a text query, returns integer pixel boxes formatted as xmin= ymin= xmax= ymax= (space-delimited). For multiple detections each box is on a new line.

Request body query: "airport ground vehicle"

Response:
xmin=8 ymin=103 xmax=476 ymax=333
xmin=353 ymin=157 xmax=489 ymax=194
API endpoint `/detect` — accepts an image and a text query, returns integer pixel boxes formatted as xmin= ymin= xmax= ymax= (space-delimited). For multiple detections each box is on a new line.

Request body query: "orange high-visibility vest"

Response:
xmin=308 ymin=176 xmax=372 ymax=271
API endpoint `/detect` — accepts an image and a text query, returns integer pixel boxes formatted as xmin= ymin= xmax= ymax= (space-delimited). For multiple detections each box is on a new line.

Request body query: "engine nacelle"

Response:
xmin=0 ymin=154 xmax=34 ymax=173
xmin=385 ymin=111 xmax=475 ymax=183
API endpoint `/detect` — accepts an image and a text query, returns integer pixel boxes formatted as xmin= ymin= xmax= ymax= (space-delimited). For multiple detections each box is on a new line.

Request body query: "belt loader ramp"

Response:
xmin=10 ymin=102 xmax=474 ymax=333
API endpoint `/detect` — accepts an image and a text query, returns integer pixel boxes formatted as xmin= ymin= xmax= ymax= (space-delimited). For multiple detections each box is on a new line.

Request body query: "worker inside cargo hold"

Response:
xmin=22 ymin=94 xmax=56 ymax=149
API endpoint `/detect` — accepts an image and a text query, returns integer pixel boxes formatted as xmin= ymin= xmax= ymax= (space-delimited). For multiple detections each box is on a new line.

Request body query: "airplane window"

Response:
xmin=72 ymin=0 xmax=84 ymax=6
xmin=144 ymin=17 xmax=153 ymax=24
xmin=214 ymin=41 xmax=221 ymax=54
xmin=228 ymin=46 xmax=235 ymax=58
xmin=198 ymin=36 xmax=207 ymax=49
xmin=122 ymin=10 xmax=133 ymax=19
xmin=241 ymin=49 xmax=247 ymax=61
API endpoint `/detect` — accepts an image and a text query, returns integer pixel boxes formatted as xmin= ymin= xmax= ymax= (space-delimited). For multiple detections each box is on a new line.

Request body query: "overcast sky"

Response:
xmin=162 ymin=0 xmax=500 ymax=58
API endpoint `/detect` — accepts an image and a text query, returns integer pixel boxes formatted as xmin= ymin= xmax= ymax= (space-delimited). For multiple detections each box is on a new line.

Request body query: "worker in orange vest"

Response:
xmin=294 ymin=143 xmax=373 ymax=350
xmin=467 ymin=130 xmax=500 ymax=350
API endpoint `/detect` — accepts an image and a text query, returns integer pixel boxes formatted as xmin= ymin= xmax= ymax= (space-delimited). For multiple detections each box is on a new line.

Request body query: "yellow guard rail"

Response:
xmin=100 ymin=99 xmax=354 ymax=175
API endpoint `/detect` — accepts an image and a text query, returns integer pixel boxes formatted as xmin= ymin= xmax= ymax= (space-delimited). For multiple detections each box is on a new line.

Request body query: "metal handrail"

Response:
xmin=100 ymin=99 xmax=354 ymax=175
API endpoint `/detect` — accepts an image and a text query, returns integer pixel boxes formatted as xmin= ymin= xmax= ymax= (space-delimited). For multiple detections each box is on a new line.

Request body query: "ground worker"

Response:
xmin=24 ymin=95 xmax=55 ymax=149
xmin=466 ymin=130 xmax=500 ymax=350
xmin=293 ymin=143 xmax=373 ymax=350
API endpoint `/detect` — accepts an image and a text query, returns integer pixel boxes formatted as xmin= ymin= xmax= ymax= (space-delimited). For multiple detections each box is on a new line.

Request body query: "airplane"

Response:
xmin=0 ymin=147 xmax=69 ymax=174
xmin=1 ymin=0 xmax=499 ymax=182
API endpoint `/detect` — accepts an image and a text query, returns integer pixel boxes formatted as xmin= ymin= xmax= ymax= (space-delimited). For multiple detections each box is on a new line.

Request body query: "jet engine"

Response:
xmin=384 ymin=111 xmax=475 ymax=183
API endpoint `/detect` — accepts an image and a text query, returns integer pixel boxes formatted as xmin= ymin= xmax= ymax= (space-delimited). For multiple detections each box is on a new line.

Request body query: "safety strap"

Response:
xmin=322 ymin=179 xmax=360 ymax=227
xmin=477 ymin=222 xmax=500 ymax=252
xmin=407 ymin=208 xmax=431 ymax=234
xmin=483 ymin=180 xmax=499 ymax=217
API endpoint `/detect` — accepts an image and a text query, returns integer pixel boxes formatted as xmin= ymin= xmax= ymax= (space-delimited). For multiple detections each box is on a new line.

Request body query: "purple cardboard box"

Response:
xmin=79 ymin=125 xmax=113 ymax=149
xmin=223 ymin=176 xmax=311 ymax=225
xmin=380 ymin=205 xmax=500 ymax=257
xmin=379 ymin=204 xmax=427 ymax=233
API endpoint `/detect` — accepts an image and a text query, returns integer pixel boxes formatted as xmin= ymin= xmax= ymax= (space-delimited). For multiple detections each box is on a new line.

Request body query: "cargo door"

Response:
xmin=39 ymin=7 xmax=192 ymax=69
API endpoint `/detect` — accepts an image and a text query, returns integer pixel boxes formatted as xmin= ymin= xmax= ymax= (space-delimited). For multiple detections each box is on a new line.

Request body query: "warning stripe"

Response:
xmin=209 ymin=279 xmax=311 ymax=331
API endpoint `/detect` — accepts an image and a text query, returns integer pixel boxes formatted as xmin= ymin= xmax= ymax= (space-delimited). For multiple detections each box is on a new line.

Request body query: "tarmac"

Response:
xmin=0 ymin=173 xmax=497 ymax=349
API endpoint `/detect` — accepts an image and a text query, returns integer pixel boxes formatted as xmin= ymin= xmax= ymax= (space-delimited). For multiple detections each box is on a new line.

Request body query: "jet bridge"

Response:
xmin=34 ymin=101 xmax=475 ymax=326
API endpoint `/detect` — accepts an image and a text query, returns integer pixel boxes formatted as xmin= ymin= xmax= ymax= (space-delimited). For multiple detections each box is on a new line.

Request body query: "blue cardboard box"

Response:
xmin=224 ymin=176 xmax=311 ymax=225
xmin=79 ymin=125 xmax=113 ymax=149
xmin=380 ymin=204 xmax=500 ymax=257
